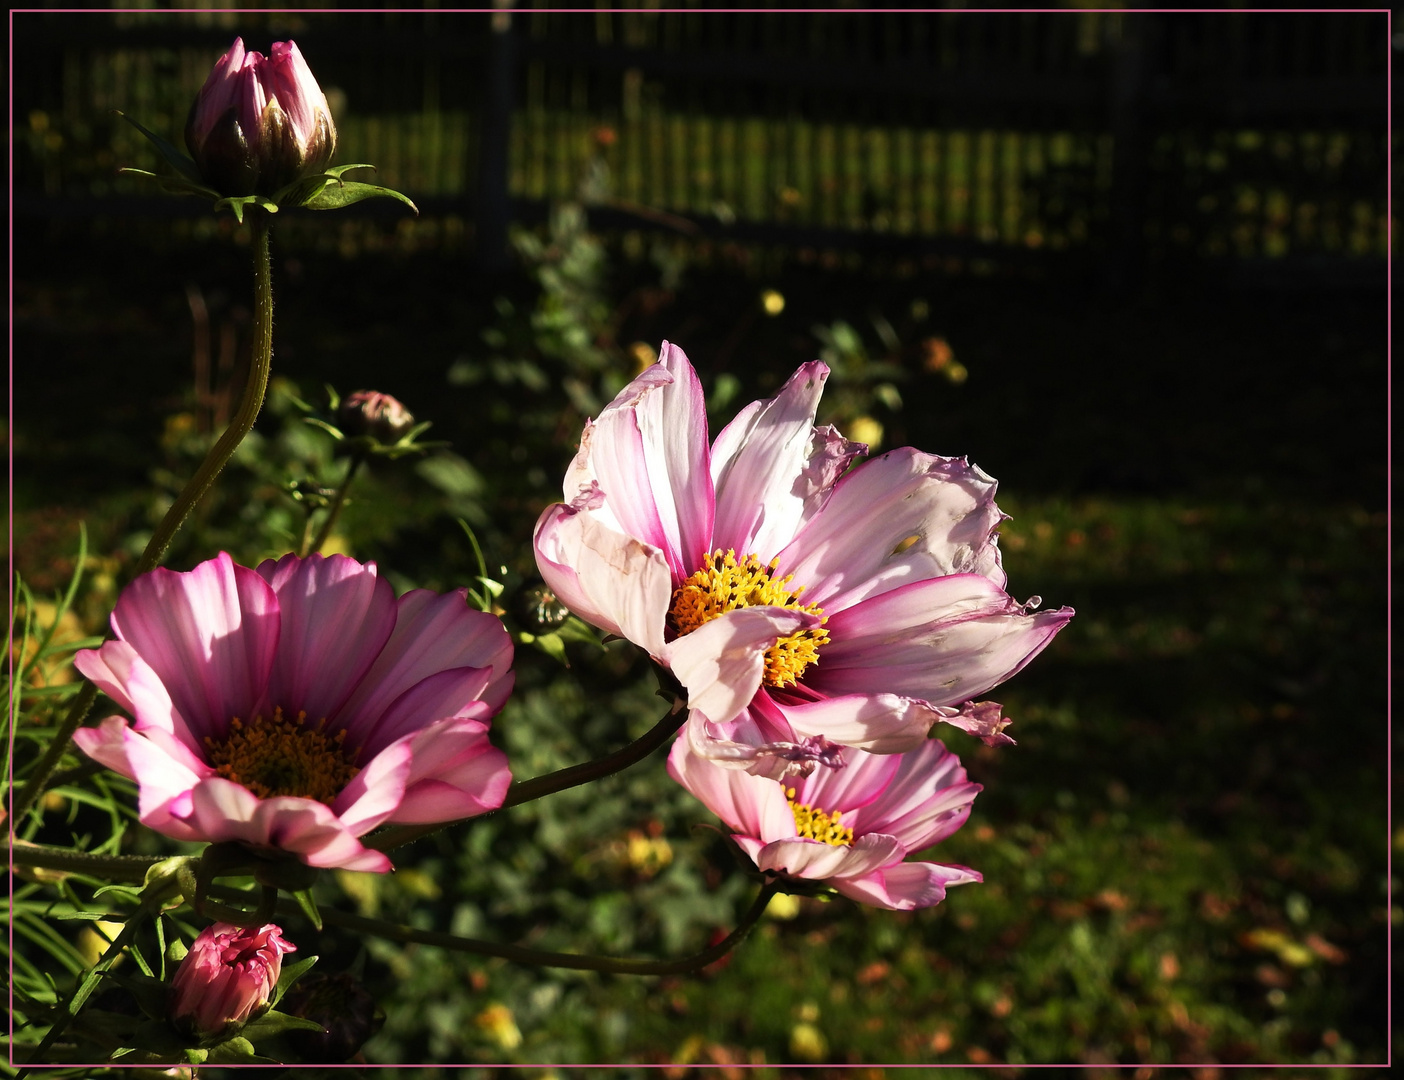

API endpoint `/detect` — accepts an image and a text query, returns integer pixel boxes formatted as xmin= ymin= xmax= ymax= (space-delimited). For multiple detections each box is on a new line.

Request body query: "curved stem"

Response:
xmin=135 ymin=212 xmax=274 ymax=578
xmin=368 ymin=701 xmax=687 ymax=853
xmin=266 ymin=877 xmax=781 ymax=976
xmin=10 ymin=842 xmax=161 ymax=883
xmin=10 ymin=214 xmax=275 ymax=825
xmin=308 ymin=452 xmax=363 ymax=555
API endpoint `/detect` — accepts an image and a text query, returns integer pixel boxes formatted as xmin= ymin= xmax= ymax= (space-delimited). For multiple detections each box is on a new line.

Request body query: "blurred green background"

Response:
xmin=9 ymin=5 xmax=1389 ymax=1073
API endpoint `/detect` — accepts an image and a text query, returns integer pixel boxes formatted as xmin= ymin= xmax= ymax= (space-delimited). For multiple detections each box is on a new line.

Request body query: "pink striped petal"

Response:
xmin=667 ymin=737 xmax=795 ymax=841
xmin=72 ymin=717 xmax=208 ymax=839
xmin=353 ymin=666 xmax=496 ymax=756
xmin=635 ymin=343 xmax=715 ymax=577
xmin=255 ymin=553 xmax=396 ymax=724
xmin=389 ymin=716 xmax=512 ymax=823
xmin=794 ymin=742 xmax=902 ymax=813
xmin=329 ymin=739 xmax=414 ymax=835
xmin=533 ymin=502 xmax=673 ymax=657
xmin=754 ymin=833 xmax=903 ymax=881
xmin=74 ymin=640 xmax=205 ymax=754
xmin=179 ymin=779 xmax=391 ymax=872
xmin=570 ymin=365 xmax=674 ymax=562
xmin=811 ymin=576 xmax=1073 ymax=706
xmin=710 ymin=361 xmax=835 ymax=559
xmin=336 ymin=589 xmax=512 ymax=734
xmin=777 ymin=449 xmax=1007 ymax=610
xmin=109 ymin=552 xmax=279 ymax=744
xmin=773 ymin=692 xmax=941 ymax=755
xmin=663 ymin=607 xmax=818 ymax=727
xmin=843 ymin=741 xmax=981 ymax=851
xmin=831 ymin=861 xmax=981 ymax=910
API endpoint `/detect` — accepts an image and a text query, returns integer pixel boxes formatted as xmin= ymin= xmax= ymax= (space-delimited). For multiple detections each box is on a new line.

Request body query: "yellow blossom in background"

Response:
xmin=629 ymin=341 xmax=657 ymax=375
xmin=847 ymin=415 xmax=883 ymax=450
xmin=475 ymin=1003 xmax=522 ymax=1050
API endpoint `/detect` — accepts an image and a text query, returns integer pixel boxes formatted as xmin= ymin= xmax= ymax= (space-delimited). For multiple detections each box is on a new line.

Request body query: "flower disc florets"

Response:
xmin=668 ymin=549 xmax=829 ymax=689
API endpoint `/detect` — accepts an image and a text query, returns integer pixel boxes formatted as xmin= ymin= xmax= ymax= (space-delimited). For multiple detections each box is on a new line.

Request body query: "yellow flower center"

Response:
xmin=785 ymin=786 xmax=854 ymax=847
xmin=667 ymin=549 xmax=829 ymax=689
xmin=205 ymin=707 xmax=360 ymax=804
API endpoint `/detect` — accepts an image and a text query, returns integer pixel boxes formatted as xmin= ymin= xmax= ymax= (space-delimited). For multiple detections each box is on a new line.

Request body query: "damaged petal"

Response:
xmin=935 ymin=699 xmax=1016 ymax=747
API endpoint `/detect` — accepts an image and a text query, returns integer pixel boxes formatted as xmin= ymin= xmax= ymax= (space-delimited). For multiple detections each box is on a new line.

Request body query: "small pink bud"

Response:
xmin=337 ymin=390 xmax=415 ymax=442
xmin=185 ymin=37 xmax=336 ymax=196
xmin=170 ymin=922 xmax=296 ymax=1041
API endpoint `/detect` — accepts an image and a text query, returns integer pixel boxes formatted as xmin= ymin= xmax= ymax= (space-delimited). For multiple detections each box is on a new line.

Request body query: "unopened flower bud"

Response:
xmin=279 ymin=972 xmax=385 ymax=1063
xmin=185 ymin=38 xmax=336 ymax=196
xmin=337 ymin=390 xmax=415 ymax=442
xmin=170 ymin=923 xmax=295 ymax=1041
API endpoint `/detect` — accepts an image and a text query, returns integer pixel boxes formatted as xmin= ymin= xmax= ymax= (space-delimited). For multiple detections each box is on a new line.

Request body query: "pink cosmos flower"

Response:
xmin=73 ymin=552 xmax=513 ymax=873
xmin=185 ymin=37 xmax=336 ymax=196
xmin=533 ymin=343 xmax=1072 ymax=774
xmin=170 ymin=922 xmax=295 ymax=1040
xmin=668 ymin=735 xmax=981 ymax=910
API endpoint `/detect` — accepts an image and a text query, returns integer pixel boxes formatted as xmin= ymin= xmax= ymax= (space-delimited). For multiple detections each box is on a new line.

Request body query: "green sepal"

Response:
xmin=304 ymin=416 xmax=346 ymax=441
xmin=212 ymin=195 xmax=280 ymax=224
xmin=118 ymin=167 xmax=222 ymax=201
xmin=240 ymin=1008 xmax=326 ymax=1040
xmin=324 ymin=163 xmax=377 ymax=179
xmin=519 ymin=630 xmax=568 ymax=665
xmin=184 ymin=1047 xmax=211 ymax=1064
xmin=305 ymin=180 xmax=419 ymax=215
xmin=554 ymin=614 xmax=605 ymax=649
xmin=205 ymin=1035 xmax=278 ymax=1064
xmin=291 ymin=886 xmax=323 ymax=931
xmin=272 ymin=954 xmax=319 ymax=1006
xmin=115 ymin=110 xmax=204 ymax=186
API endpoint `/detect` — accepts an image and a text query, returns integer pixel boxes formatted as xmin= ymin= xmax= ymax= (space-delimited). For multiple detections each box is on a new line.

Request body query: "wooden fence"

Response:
xmin=12 ymin=6 xmax=1390 ymax=285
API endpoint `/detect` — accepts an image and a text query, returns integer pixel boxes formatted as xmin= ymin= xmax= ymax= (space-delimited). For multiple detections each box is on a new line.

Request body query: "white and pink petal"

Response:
xmin=830 ymin=860 xmax=982 ymax=911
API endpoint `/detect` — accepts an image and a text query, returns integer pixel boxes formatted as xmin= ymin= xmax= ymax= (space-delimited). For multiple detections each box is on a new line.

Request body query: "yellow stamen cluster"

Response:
xmin=785 ymin=786 xmax=854 ymax=847
xmin=667 ymin=549 xmax=829 ymax=688
xmin=204 ymin=707 xmax=359 ymax=804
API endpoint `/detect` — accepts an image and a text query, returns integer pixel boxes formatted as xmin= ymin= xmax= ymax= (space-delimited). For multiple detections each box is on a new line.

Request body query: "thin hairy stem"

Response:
xmin=254 ymin=877 xmax=782 ymax=976
xmin=10 ymin=215 xmax=275 ymax=825
xmin=368 ymin=701 xmax=687 ymax=853
xmin=307 ymin=452 xmax=364 ymax=555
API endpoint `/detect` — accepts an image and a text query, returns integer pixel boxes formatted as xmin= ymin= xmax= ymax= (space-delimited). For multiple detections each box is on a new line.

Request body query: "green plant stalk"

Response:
xmin=368 ymin=702 xmax=688 ymax=853
xmin=11 ymin=841 xmax=162 ymax=883
xmin=10 ymin=214 xmax=275 ymax=826
xmin=12 ymin=842 xmax=780 ymax=977
xmin=306 ymin=452 xmax=364 ymax=555
xmin=259 ymin=878 xmax=783 ymax=976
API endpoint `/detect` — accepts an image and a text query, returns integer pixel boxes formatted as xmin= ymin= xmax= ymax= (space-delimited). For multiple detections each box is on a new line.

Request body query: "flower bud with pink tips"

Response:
xmin=185 ymin=38 xmax=336 ymax=198
xmin=170 ymin=922 xmax=296 ymax=1041
xmin=117 ymin=38 xmax=416 ymax=221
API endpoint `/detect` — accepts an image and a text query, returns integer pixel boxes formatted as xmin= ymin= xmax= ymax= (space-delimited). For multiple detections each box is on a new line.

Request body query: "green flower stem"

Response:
xmin=368 ymin=702 xmax=688 ymax=853
xmin=306 ymin=452 xmax=364 ymax=556
xmin=10 ymin=214 xmax=275 ymax=826
xmin=250 ymin=877 xmax=782 ymax=976
xmin=10 ymin=841 xmax=161 ymax=883
xmin=12 ymin=844 xmax=777 ymax=977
